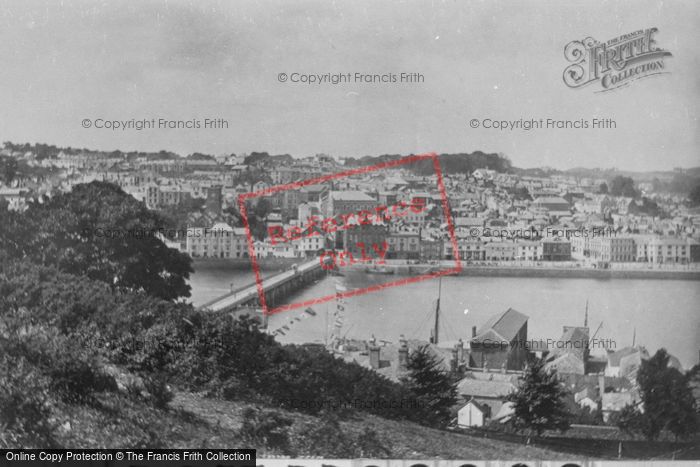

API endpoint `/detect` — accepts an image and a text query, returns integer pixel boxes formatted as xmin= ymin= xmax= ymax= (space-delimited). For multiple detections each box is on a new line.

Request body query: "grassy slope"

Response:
xmin=26 ymin=387 xmax=694 ymax=460
xmin=54 ymin=391 xmax=572 ymax=459
xmin=169 ymin=392 xmax=573 ymax=460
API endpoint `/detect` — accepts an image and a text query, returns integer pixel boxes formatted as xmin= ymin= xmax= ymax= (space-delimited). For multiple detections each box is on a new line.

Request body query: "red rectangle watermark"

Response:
xmin=238 ymin=152 xmax=461 ymax=315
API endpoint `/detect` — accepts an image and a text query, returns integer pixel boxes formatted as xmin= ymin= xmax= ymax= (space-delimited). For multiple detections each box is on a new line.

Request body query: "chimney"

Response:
xmin=369 ymin=344 xmax=381 ymax=369
xmin=598 ymin=374 xmax=606 ymax=399
xmin=457 ymin=338 xmax=464 ymax=363
xmin=398 ymin=336 xmax=409 ymax=371
xmin=472 ymin=326 xmax=477 ymax=338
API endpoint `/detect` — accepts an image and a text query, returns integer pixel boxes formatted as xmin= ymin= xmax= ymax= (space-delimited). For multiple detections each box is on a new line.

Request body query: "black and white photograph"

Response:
xmin=0 ymin=1 xmax=699 ymax=466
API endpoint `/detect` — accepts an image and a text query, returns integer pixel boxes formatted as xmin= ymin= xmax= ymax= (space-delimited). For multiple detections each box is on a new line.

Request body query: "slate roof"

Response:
xmin=340 ymin=339 xmax=454 ymax=382
xmin=607 ymin=346 xmax=645 ymax=367
xmin=457 ymin=376 xmax=516 ymax=398
xmin=472 ymin=308 xmax=528 ymax=343
xmin=460 ymin=398 xmax=489 ymax=415
xmin=549 ymin=326 xmax=589 ymax=361
xmin=533 ymin=196 xmax=570 ymax=205
xmin=329 ymin=190 xmax=375 ymax=201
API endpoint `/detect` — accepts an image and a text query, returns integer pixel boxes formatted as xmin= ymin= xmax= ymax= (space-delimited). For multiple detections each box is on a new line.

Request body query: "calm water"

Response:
xmin=189 ymin=264 xmax=700 ymax=369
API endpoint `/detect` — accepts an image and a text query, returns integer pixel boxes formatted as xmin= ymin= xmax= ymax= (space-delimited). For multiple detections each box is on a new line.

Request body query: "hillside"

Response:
xmin=169 ymin=392 xmax=571 ymax=459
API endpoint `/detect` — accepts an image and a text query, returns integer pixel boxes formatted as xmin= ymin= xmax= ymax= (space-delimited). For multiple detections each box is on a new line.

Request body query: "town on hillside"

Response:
xmin=2 ymin=145 xmax=700 ymax=268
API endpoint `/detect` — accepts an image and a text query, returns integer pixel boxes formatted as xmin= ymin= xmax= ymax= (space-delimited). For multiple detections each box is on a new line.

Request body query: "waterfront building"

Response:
xmin=588 ymin=237 xmax=636 ymax=262
xmin=386 ymin=229 xmax=420 ymax=259
xmin=185 ymin=223 xmax=248 ymax=259
xmin=449 ymin=238 xmax=485 ymax=261
xmin=342 ymin=219 xmax=389 ymax=259
xmin=647 ymin=237 xmax=690 ymax=264
xmin=514 ymin=240 xmax=539 ymax=261
xmin=569 ymin=234 xmax=589 ymax=260
xmin=253 ymin=239 xmax=299 ymax=259
xmin=419 ymin=234 xmax=443 ymax=261
xmin=540 ymin=238 xmax=572 ymax=261
xmin=484 ymin=240 xmax=517 ymax=261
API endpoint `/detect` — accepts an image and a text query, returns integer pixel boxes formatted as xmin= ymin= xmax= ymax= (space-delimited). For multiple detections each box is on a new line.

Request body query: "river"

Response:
xmin=188 ymin=263 xmax=700 ymax=370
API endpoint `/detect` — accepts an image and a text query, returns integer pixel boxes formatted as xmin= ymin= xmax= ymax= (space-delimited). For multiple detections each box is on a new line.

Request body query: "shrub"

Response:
xmin=143 ymin=373 xmax=174 ymax=410
xmin=0 ymin=356 xmax=56 ymax=448
xmin=296 ymin=413 xmax=355 ymax=457
xmin=355 ymin=427 xmax=391 ymax=457
xmin=239 ymin=407 xmax=293 ymax=452
xmin=46 ymin=340 xmax=117 ymax=404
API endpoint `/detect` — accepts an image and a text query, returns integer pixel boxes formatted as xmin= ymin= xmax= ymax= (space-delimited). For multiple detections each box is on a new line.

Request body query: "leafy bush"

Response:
xmin=47 ymin=346 xmax=116 ymax=404
xmin=0 ymin=355 xmax=56 ymax=448
xmin=296 ymin=413 xmax=355 ymax=457
xmin=143 ymin=373 xmax=174 ymax=410
xmin=0 ymin=261 xmax=429 ymax=426
xmin=355 ymin=427 xmax=391 ymax=457
xmin=239 ymin=407 xmax=293 ymax=451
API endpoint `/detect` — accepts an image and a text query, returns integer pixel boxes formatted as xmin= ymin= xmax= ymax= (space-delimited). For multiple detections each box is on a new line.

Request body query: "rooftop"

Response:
xmin=473 ymin=308 xmax=528 ymax=343
xmin=329 ymin=190 xmax=376 ymax=202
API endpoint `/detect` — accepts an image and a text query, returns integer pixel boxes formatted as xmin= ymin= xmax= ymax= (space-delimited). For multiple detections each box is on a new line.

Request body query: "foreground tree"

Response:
xmin=633 ymin=349 xmax=699 ymax=440
xmin=0 ymin=181 xmax=193 ymax=300
xmin=402 ymin=345 xmax=457 ymax=427
xmin=507 ymin=358 xmax=572 ymax=437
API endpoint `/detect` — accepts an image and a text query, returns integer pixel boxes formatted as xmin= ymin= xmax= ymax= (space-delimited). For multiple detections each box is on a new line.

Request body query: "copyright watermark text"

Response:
xmin=469 ymin=117 xmax=616 ymax=130
xmin=81 ymin=118 xmax=229 ymax=130
xmin=277 ymin=71 xmax=424 ymax=84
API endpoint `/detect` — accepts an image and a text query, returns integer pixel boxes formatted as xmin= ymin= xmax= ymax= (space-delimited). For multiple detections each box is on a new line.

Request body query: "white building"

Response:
xmin=185 ymin=223 xmax=248 ymax=259
xmin=457 ymin=399 xmax=488 ymax=427
xmin=0 ymin=187 xmax=28 ymax=211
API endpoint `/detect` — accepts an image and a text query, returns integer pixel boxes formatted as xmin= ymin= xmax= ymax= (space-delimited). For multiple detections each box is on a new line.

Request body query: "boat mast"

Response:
xmin=324 ymin=302 xmax=328 ymax=346
xmin=433 ymin=275 xmax=442 ymax=345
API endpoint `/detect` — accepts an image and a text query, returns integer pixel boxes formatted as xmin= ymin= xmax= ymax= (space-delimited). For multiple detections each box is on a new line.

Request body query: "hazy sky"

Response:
xmin=0 ymin=0 xmax=698 ymax=170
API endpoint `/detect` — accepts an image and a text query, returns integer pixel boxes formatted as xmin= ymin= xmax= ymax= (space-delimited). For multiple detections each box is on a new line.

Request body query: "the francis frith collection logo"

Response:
xmin=563 ymin=28 xmax=672 ymax=92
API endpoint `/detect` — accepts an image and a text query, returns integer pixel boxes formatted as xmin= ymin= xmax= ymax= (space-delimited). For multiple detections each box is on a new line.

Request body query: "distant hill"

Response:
xmin=344 ymin=151 xmax=513 ymax=175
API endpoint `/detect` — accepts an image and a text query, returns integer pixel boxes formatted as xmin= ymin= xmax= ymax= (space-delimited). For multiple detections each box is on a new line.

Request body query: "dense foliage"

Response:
xmin=0 ymin=259 xmax=442 ymax=447
xmin=614 ymin=349 xmax=698 ymax=440
xmin=506 ymin=358 xmax=572 ymax=436
xmin=689 ymin=184 xmax=700 ymax=207
xmin=401 ymin=345 xmax=458 ymax=427
xmin=0 ymin=181 xmax=193 ymax=300
xmin=343 ymin=152 xmax=513 ymax=175
xmin=609 ymin=175 xmax=639 ymax=198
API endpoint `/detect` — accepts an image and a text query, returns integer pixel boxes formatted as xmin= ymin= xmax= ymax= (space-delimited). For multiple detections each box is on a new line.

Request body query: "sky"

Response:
xmin=0 ymin=0 xmax=698 ymax=171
